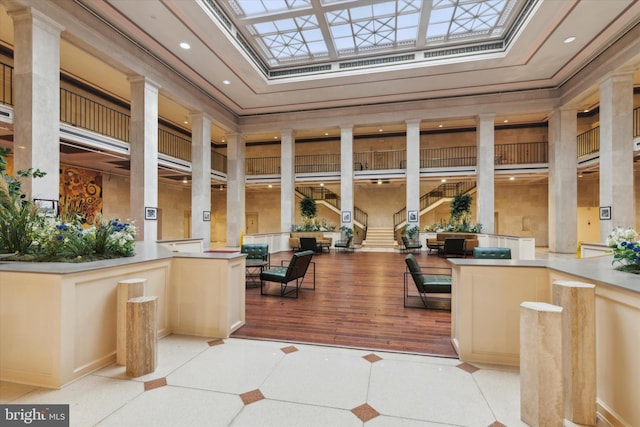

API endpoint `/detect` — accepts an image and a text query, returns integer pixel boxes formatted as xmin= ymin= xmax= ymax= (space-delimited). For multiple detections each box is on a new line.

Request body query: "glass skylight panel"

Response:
xmin=233 ymin=0 xmax=310 ymax=17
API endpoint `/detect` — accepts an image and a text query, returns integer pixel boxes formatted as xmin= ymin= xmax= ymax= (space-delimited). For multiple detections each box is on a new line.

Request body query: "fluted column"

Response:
xmin=476 ymin=114 xmax=495 ymax=233
xmin=548 ymin=106 xmax=578 ymax=253
xmin=191 ymin=112 xmax=212 ymax=249
xmin=9 ymin=7 xmax=63 ymax=201
xmin=226 ymin=132 xmax=245 ymax=246
xmin=280 ymin=129 xmax=295 ymax=232
xmin=599 ymin=71 xmax=635 ymax=239
xmin=129 ymin=76 xmax=159 ymax=242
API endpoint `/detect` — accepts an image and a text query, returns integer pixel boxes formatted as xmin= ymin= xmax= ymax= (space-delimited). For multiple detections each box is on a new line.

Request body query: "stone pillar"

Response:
xmin=552 ymin=281 xmax=597 ymax=426
xmin=340 ymin=125 xmax=354 ymax=229
xmin=406 ymin=120 xmax=420 ymax=226
xmin=126 ymin=296 xmax=158 ymax=377
xmin=191 ymin=112 xmax=212 ymax=249
xmin=548 ymin=107 xmax=578 ymax=253
xmin=476 ymin=114 xmax=495 ymax=233
xmin=116 ymin=278 xmax=146 ymax=365
xmin=599 ymin=71 xmax=635 ymax=240
xmin=129 ymin=76 xmax=159 ymax=242
xmin=226 ymin=132 xmax=246 ymax=247
xmin=520 ymin=301 xmax=564 ymax=427
xmin=8 ymin=7 xmax=63 ymax=201
xmin=281 ymin=129 xmax=295 ymax=232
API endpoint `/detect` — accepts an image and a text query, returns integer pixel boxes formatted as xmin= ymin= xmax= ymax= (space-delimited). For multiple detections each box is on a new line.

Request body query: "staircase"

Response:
xmin=362 ymin=227 xmax=398 ymax=252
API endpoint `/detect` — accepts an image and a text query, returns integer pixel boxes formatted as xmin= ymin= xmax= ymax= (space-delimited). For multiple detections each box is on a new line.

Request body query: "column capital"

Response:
xmin=405 ymin=119 xmax=421 ymax=127
xmin=189 ymin=111 xmax=212 ymax=122
xmin=7 ymin=6 xmax=65 ymax=34
xmin=127 ymin=75 xmax=161 ymax=91
xmin=476 ymin=113 xmax=495 ymax=122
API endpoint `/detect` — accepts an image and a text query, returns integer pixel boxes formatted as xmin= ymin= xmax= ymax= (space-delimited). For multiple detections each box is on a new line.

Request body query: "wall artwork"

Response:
xmin=203 ymin=211 xmax=211 ymax=221
xmin=145 ymin=207 xmax=158 ymax=220
xmin=59 ymin=166 xmax=103 ymax=225
xmin=599 ymin=206 xmax=611 ymax=220
xmin=342 ymin=211 xmax=352 ymax=223
xmin=408 ymin=210 xmax=418 ymax=222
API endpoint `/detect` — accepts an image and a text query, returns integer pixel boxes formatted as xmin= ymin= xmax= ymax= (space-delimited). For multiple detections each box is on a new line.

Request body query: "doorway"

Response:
xmin=246 ymin=212 xmax=259 ymax=235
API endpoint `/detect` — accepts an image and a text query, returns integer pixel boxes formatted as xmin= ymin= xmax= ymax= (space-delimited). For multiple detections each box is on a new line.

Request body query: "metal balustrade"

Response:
xmin=577 ymin=127 xmax=600 ymax=157
xmin=1 ymin=63 xmax=11 ymax=106
xmin=495 ymin=141 xmax=548 ymax=164
xmin=296 ymin=153 xmax=340 ymax=173
xmin=158 ymin=129 xmax=191 ymax=161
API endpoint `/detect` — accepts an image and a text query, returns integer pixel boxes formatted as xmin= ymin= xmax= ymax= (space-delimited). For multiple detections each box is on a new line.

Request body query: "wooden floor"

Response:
xmin=232 ymin=250 xmax=458 ymax=358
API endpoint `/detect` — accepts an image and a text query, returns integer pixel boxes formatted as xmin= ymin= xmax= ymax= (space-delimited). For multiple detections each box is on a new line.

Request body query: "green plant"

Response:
xmin=340 ymin=225 xmax=353 ymax=239
xmin=300 ymin=195 xmax=318 ymax=226
xmin=450 ymin=193 xmax=472 ymax=226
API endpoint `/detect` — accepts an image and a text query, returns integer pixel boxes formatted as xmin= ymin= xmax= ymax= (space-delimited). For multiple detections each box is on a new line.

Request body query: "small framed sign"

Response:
xmin=145 ymin=207 xmax=158 ymax=220
xmin=408 ymin=210 xmax=418 ymax=222
xmin=203 ymin=211 xmax=211 ymax=221
xmin=342 ymin=211 xmax=351 ymax=223
xmin=599 ymin=206 xmax=611 ymax=220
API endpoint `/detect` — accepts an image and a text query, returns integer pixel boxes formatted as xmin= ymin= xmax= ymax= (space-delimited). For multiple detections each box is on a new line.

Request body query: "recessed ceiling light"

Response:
xmin=584 ymin=109 xmax=589 ymax=113
xmin=509 ymin=176 xmax=515 ymax=181
xmin=441 ymin=178 xmax=446 ymax=183
xmin=274 ymin=136 xmax=278 ymax=139
xmin=182 ymin=176 xmax=188 ymax=183
xmin=324 ymin=132 xmax=329 ymax=136
xmin=268 ymin=184 xmax=273 ymax=188
xmin=222 ymin=80 xmax=230 ymax=85
xmin=563 ymin=36 xmax=576 ymax=44
xmin=183 ymin=116 xmax=188 ymax=124
xmin=320 ymin=183 xmax=324 ymax=186
xmin=378 ymin=128 xmax=383 ymax=132
xmin=503 ymin=119 xmax=509 ymax=123
xmin=438 ymin=124 xmax=443 ymax=128
xmin=377 ymin=179 xmax=382 ymax=184
xmin=179 ymin=42 xmax=191 ymax=50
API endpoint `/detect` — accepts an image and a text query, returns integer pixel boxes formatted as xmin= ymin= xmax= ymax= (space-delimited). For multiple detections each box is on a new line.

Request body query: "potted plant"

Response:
xmin=450 ymin=193 xmax=472 ymax=229
xmin=340 ymin=225 xmax=353 ymax=239
xmin=300 ymin=196 xmax=318 ymax=230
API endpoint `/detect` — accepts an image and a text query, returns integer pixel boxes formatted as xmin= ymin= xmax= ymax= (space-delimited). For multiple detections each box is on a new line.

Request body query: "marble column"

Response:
xmin=226 ymin=132 xmax=245 ymax=246
xmin=476 ymin=114 xmax=495 ymax=233
xmin=552 ymin=281 xmax=596 ymax=426
xmin=548 ymin=107 xmax=578 ymax=253
xmin=520 ymin=301 xmax=564 ymax=427
xmin=281 ymin=129 xmax=295 ymax=232
xmin=190 ymin=112 xmax=212 ymax=249
xmin=340 ymin=125 xmax=354 ymax=229
xmin=8 ymin=7 xmax=63 ymax=201
xmin=129 ymin=76 xmax=159 ymax=242
xmin=406 ymin=120 xmax=420 ymax=226
xmin=599 ymin=71 xmax=635 ymax=240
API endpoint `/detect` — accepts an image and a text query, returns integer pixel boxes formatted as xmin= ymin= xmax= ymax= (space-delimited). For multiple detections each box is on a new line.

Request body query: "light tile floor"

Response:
xmin=1 ymin=335 xmax=527 ymax=427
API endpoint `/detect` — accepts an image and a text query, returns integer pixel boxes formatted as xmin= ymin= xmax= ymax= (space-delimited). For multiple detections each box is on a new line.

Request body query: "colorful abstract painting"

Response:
xmin=59 ymin=166 xmax=103 ymax=225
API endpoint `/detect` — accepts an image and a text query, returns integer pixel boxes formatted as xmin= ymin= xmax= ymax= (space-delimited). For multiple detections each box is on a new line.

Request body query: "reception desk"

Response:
xmin=0 ymin=242 xmax=245 ymax=388
xmin=449 ymin=255 xmax=640 ymax=427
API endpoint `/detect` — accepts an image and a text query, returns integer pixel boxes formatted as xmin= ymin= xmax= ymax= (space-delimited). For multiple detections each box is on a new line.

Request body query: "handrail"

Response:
xmin=158 ymin=129 xmax=191 ymax=161
xmin=296 ymin=186 xmax=368 ymax=231
xmin=393 ymin=181 xmax=476 ymax=229
xmin=494 ymin=141 xmax=548 ymax=164
xmin=1 ymin=62 xmax=12 ymax=106
xmin=296 ymin=153 xmax=340 ymax=173
xmin=577 ymin=127 xmax=599 ymax=157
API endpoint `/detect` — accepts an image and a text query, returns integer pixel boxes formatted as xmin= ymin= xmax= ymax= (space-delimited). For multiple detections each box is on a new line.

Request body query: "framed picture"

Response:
xmin=408 ymin=210 xmax=418 ymax=222
xmin=203 ymin=211 xmax=211 ymax=221
xmin=145 ymin=207 xmax=158 ymax=220
xmin=342 ymin=211 xmax=352 ymax=223
xmin=599 ymin=206 xmax=611 ymax=220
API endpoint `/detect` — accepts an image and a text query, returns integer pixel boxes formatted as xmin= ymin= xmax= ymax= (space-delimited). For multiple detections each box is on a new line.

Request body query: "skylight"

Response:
xmin=216 ymin=0 xmax=525 ymax=70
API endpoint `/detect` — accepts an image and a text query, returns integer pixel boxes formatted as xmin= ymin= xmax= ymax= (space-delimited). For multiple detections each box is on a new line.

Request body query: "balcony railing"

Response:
xmin=1 ymin=62 xmax=12 ymax=106
xmin=421 ymin=146 xmax=477 ymax=168
xmin=246 ymin=156 xmax=280 ymax=175
xmin=354 ymin=149 xmax=406 ymax=170
xmin=577 ymin=127 xmax=600 ymax=157
xmin=495 ymin=141 xmax=548 ymax=164
xmin=60 ymin=88 xmax=131 ymax=142
xmin=212 ymin=150 xmax=227 ymax=173
xmin=296 ymin=153 xmax=340 ymax=173
xmin=158 ymin=129 xmax=191 ymax=162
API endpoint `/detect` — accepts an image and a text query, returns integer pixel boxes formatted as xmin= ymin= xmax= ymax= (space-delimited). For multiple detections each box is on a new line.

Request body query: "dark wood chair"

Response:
xmin=334 ymin=236 xmax=353 ymax=252
xmin=404 ymin=254 xmax=452 ymax=310
xmin=260 ymin=250 xmax=315 ymax=298
xmin=401 ymin=236 xmax=422 ymax=253
xmin=299 ymin=237 xmax=323 ymax=253
xmin=442 ymin=238 xmax=465 ymax=258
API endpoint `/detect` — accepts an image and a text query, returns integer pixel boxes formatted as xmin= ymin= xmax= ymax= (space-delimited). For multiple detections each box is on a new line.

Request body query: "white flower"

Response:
xmin=606 ymin=226 xmax=638 ymax=247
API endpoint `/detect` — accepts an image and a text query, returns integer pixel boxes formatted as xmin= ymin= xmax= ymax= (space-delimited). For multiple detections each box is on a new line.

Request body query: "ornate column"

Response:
xmin=226 ymin=132 xmax=245 ymax=246
xmin=280 ymin=129 xmax=295 ymax=232
xmin=191 ymin=112 xmax=212 ymax=249
xmin=129 ymin=76 xmax=159 ymax=242
xmin=9 ymin=7 xmax=63 ymax=201
xmin=476 ymin=114 xmax=495 ymax=233
xmin=548 ymin=106 xmax=578 ymax=253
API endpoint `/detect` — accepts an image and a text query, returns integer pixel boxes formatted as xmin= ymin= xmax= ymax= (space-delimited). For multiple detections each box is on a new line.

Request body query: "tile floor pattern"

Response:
xmin=0 ymin=335 xmax=528 ymax=427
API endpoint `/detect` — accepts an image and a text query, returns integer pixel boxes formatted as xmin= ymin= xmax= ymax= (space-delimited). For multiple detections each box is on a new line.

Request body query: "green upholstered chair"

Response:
xmin=260 ymin=250 xmax=315 ymax=298
xmin=404 ymin=254 xmax=452 ymax=310
xmin=401 ymin=236 xmax=423 ymax=253
xmin=334 ymin=236 xmax=353 ymax=252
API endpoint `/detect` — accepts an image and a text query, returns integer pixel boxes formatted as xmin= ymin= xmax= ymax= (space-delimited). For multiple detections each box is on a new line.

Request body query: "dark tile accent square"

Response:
xmin=363 ymin=353 xmax=382 ymax=363
xmin=457 ymin=362 xmax=479 ymax=373
xmin=144 ymin=377 xmax=167 ymax=391
xmin=240 ymin=389 xmax=265 ymax=405
xmin=281 ymin=345 xmax=298 ymax=354
xmin=351 ymin=403 xmax=379 ymax=422
xmin=208 ymin=339 xmax=224 ymax=347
